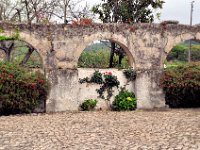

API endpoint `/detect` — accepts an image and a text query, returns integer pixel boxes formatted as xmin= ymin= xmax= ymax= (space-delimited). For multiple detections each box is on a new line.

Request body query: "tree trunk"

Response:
xmin=64 ymin=5 xmax=67 ymax=23
xmin=109 ymin=42 xmax=115 ymax=68
xmin=4 ymin=42 xmax=14 ymax=62
xmin=118 ymin=54 xmax=123 ymax=65
xmin=20 ymin=47 xmax=34 ymax=65
xmin=24 ymin=0 xmax=31 ymax=24
xmin=16 ymin=9 xmax=22 ymax=22
xmin=64 ymin=0 xmax=69 ymax=23
xmin=109 ymin=1 xmax=119 ymax=68
xmin=0 ymin=6 xmax=3 ymax=21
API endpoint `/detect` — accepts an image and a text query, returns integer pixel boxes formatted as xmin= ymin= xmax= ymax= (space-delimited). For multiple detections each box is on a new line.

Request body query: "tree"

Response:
xmin=92 ymin=0 xmax=164 ymax=67
xmin=0 ymin=0 xmax=21 ymax=22
xmin=21 ymin=0 xmax=59 ymax=24
xmin=0 ymin=0 xmax=92 ymax=24
xmin=0 ymin=0 xmax=59 ymax=23
xmin=56 ymin=0 xmax=92 ymax=23
xmin=0 ymin=40 xmax=15 ymax=61
xmin=93 ymin=0 xmax=164 ymax=23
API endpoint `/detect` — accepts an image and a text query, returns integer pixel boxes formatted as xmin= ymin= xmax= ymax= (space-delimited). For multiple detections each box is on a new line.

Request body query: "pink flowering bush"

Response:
xmin=0 ymin=62 xmax=49 ymax=115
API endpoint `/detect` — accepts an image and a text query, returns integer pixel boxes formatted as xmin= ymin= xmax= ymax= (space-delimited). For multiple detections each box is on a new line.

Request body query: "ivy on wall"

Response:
xmin=0 ymin=28 xmax=20 ymax=41
xmin=79 ymin=70 xmax=120 ymax=100
xmin=79 ymin=69 xmax=137 ymax=100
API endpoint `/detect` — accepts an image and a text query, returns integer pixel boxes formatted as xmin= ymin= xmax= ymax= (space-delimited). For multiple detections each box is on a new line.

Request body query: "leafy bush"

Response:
xmin=104 ymin=72 xmax=120 ymax=88
xmin=160 ymin=63 xmax=200 ymax=108
xmin=123 ymin=68 xmax=136 ymax=81
xmin=90 ymin=70 xmax=103 ymax=84
xmin=0 ymin=62 xmax=49 ymax=115
xmin=80 ymin=99 xmax=97 ymax=111
xmin=97 ymin=72 xmax=120 ymax=100
xmin=112 ymin=89 xmax=137 ymax=111
xmin=79 ymin=71 xmax=120 ymax=100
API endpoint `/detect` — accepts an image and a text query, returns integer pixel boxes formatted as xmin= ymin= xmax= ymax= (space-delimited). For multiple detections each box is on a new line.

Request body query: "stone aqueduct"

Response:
xmin=0 ymin=22 xmax=200 ymax=112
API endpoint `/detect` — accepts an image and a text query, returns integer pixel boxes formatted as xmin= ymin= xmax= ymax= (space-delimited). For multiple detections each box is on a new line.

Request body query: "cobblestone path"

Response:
xmin=1 ymin=109 xmax=200 ymax=150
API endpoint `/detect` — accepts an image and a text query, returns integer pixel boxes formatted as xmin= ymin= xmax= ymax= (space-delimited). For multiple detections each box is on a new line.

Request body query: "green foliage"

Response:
xmin=0 ymin=29 xmax=19 ymax=41
xmin=167 ymin=44 xmax=200 ymax=62
xmin=92 ymin=0 xmax=164 ymax=23
xmin=78 ymin=49 xmax=129 ymax=69
xmin=123 ymin=68 xmax=136 ymax=81
xmin=160 ymin=63 xmax=200 ymax=108
xmin=0 ymin=28 xmax=4 ymax=33
xmin=190 ymin=45 xmax=200 ymax=61
xmin=0 ymin=36 xmax=17 ymax=41
xmin=79 ymin=77 xmax=90 ymax=84
xmin=80 ymin=99 xmax=97 ymax=111
xmin=167 ymin=44 xmax=188 ymax=62
xmin=79 ymin=70 xmax=103 ymax=84
xmin=78 ymin=50 xmax=110 ymax=68
xmin=0 ymin=62 xmax=49 ymax=115
xmin=97 ymin=72 xmax=120 ymax=100
xmin=104 ymin=73 xmax=120 ymax=88
xmin=90 ymin=70 xmax=103 ymax=84
xmin=79 ymin=71 xmax=120 ymax=100
xmin=112 ymin=89 xmax=136 ymax=111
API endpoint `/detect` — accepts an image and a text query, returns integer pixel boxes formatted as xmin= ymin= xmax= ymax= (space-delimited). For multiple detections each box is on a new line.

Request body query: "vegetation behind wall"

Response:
xmin=78 ymin=49 xmax=129 ymax=69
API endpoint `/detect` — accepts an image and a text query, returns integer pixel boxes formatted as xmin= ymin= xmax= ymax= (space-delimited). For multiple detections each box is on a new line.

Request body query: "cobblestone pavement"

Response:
xmin=1 ymin=109 xmax=200 ymax=150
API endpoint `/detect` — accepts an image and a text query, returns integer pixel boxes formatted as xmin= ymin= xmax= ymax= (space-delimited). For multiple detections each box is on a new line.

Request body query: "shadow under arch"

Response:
xmin=75 ymin=36 xmax=135 ymax=69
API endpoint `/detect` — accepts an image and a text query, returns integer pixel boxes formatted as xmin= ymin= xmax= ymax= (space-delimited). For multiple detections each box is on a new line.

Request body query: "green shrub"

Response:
xmin=97 ymin=72 xmax=120 ymax=100
xmin=0 ymin=62 xmax=49 ymax=115
xmin=80 ymin=99 xmax=97 ymax=111
xmin=123 ymin=68 xmax=136 ymax=81
xmin=104 ymin=73 xmax=120 ymax=88
xmin=80 ymin=71 xmax=120 ymax=100
xmin=160 ymin=62 xmax=200 ymax=108
xmin=90 ymin=70 xmax=103 ymax=84
xmin=112 ymin=89 xmax=136 ymax=111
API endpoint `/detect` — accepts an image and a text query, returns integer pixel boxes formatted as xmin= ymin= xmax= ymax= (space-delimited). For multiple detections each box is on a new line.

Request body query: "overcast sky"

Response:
xmin=84 ymin=0 xmax=200 ymax=25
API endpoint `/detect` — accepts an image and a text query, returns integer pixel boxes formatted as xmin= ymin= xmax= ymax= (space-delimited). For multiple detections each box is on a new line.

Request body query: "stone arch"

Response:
xmin=73 ymin=32 xmax=136 ymax=68
xmin=162 ymin=32 xmax=200 ymax=64
xmin=0 ymin=30 xmax=50 ymax=68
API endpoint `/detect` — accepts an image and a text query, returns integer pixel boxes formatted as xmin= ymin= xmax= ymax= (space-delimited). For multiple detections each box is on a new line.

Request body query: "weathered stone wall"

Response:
xmin=46 ymin=69 xmax=79 ymax=112
xmin=46 ymin=68 xmax=135 ymax=112
xmin=78 ymin=68 xmax=135 ymax=110
xmin=0 ymin=22 xmax=200 ymax=111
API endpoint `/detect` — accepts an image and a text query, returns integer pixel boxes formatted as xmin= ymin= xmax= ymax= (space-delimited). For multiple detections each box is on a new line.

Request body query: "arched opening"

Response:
xmin=77 ymin=38 xmax=137 ymax=110
xmin=0 ymin=40 xmax=43 ymax=70
xmin=0 ymin=39 xmax=48 ymax=115
xmin=162 ymin=38 xmax=200 ymax=108
xmin=78 ymin=39 xmax=134 ymax=69
xmin=165 ymin=39 xmax=200 ymax=67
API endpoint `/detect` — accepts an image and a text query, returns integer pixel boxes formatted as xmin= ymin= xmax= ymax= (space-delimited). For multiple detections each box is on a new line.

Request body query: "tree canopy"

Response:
xmin=92 ymin=0 xmax=165 ymax=23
